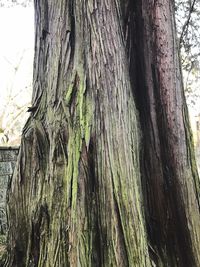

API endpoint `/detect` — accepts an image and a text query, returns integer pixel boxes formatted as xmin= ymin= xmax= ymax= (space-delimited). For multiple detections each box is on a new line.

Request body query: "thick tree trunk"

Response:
xmin=5 ymin=1 xmax=200 ymax=267
xmin=128 ymin=1 xmax=200 ymax=266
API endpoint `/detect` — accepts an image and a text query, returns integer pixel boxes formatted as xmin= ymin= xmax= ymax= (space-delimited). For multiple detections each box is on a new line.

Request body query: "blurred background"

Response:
xmin=0 ymin=0 xmax=199 ymax=170
xmin=0 ymin=0 xmax=33 ymax=146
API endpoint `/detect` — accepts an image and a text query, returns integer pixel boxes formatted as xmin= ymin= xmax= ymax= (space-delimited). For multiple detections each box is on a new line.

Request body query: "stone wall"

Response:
xmin=0 ymin=147 xmax=19 ymax=234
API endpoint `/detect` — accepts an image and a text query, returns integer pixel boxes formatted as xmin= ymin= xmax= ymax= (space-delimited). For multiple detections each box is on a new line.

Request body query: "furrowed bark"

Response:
xmin=127 ymin=1 xmax=200 ymax=266
xmin=5 ymin=0 xmax=200 ymax=267
xmin=6 ymin=1 xmax=151 ymax=266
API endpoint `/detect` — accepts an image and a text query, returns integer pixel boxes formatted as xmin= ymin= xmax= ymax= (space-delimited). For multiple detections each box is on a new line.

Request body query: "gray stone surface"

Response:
xmin=0 ymin=147 xmax=19 ymax=234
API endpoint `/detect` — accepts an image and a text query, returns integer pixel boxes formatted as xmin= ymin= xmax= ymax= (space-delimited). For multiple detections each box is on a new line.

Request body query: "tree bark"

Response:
xmin=128 ymin=1 xmax=200 ymax=265
xmin=5 ymin=1 xmax=200 ymax=267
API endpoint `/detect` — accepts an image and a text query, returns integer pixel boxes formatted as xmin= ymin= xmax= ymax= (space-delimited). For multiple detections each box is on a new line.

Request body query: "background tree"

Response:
xmin=0 ymin=0 xmax=32 ymax=8
xmin=0 ymin=52 xmax=31 ymax=145
xmin=175 ymin=0 xmax=200 ymax=173
xmin=0 ymin=2 xmax=33 ymax=146
xmin=5 ymin=1 xmax=200 ymax=267
xmin=175 ymin=0 xmax=200 ymax=107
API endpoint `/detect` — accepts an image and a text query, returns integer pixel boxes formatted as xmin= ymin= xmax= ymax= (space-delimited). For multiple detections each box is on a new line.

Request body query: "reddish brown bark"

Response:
xmin=5 ymin=1 xmax=200 ymax=267
xmin=129 ymin=1 xmax=200 ymax=265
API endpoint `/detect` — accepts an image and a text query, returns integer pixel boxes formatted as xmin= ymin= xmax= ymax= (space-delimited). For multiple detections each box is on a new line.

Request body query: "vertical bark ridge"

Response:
xmin=127 ymin=1 xmax=200 ymax=266
xmin=6 ymin=0 xmax=200 ymax=266
xmin=6 ymin=0 xmax=152 ymax=266
xmin=85 ymin=0 xmax=151 ymax=265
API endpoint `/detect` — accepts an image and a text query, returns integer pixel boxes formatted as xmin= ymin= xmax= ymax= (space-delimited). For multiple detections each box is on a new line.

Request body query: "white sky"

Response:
xmin=0 ymin=6 xmax=34 ymax=145
xmin=0 ymin=6 xmax=34 ymax=110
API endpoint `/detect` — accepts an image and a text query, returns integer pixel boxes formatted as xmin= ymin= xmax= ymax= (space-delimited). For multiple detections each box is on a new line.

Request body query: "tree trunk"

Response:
xmin=5 ymin=1 xmax=200 ymax=267
xmin=128 ymin=1 xmax=200 ymax=266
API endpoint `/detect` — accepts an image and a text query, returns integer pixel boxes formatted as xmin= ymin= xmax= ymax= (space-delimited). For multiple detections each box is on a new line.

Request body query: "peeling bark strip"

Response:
xmin=5 ymin=1 xmax=200 ymax=267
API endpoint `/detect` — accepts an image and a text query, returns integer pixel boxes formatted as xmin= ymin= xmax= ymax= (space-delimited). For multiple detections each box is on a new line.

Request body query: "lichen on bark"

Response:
xmin=5 ymin=0 xmax=200 ymax=267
